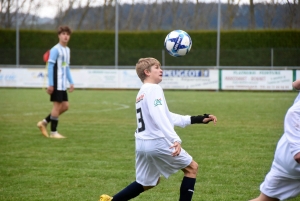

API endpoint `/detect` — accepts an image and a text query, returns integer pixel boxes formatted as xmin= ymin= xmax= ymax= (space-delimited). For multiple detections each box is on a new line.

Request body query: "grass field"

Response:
xmin=0 ymin=88 xmax=299 ymax=201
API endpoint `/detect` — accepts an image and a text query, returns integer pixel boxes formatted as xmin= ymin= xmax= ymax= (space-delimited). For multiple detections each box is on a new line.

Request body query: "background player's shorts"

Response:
xmin=135 ymin=138 xmax=193 ymax=186
xmin=50 ymin=90 xmax=68 ymax=102
xmin=260 ymin=169 xmax=300 ymax=200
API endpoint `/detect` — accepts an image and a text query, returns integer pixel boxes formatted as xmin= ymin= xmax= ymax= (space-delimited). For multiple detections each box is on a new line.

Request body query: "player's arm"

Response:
xmin=66 ymin=47 xmax=74 ymax=92
xmin=170 ymin=112 xmax=191 ymax=128
xmin=191 ymin=114 xmax=217 ymax=125
xmin=66 ymin=66 xmax=74 ymax=92
xmin=292 ymin=79 xmax=300 ymax=90
xmin=294 ymin=152 xmax=300 ymax=164
xmin=170 ymin=112 xmax=217 ymax=127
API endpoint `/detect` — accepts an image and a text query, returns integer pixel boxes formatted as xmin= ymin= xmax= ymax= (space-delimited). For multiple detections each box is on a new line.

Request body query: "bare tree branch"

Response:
xmin=249 ymin=0 xmax=255 ymax=29
xmin=76 ymin=0 xmax=94 ymax=30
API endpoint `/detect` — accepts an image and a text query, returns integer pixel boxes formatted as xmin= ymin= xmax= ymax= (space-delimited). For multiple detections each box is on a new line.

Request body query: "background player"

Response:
xmin=249 ymin=79 xmax=300 ymax=201
xmin=37 ymin=25 xmax=74 ymax=139
xmin=99 ymin=57 xmax=217 ymax=201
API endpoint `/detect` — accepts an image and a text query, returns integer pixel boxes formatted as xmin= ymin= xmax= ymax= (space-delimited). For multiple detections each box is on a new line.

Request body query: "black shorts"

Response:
xmin=50 ymin=90 xmax=68 ymax=102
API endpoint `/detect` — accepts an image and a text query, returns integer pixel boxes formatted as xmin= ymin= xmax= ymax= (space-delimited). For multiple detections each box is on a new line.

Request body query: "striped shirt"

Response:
xmin=48 ymin=43 xmax=73 ymax=90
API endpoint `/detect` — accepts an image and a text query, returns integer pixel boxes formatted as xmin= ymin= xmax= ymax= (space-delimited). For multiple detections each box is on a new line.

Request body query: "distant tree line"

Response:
xmin=0 ymin=0 xmax=299 ymax=31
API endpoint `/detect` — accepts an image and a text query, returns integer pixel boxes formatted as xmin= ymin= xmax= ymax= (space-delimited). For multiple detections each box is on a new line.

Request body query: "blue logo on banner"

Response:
xmin=0 ymin=74 xmax=16 ymax=81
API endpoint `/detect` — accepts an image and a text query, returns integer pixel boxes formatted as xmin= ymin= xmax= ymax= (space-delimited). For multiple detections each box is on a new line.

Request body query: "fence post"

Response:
xmin=218 ymin=68 xmax=222 ymax=91
xmin=162 ymin=49 xmax=165 ymax=67
xmin=271 ymin=48 xmax=273 ymax=69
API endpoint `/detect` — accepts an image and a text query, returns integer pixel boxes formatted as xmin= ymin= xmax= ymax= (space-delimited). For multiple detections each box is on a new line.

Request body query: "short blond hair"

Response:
xmin=136 ymin=57 xmax=161 ymax=82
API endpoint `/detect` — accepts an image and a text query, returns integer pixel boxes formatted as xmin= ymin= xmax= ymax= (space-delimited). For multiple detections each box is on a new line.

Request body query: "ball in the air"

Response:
xmin=164 ymin=30 xmax=192 ymax=57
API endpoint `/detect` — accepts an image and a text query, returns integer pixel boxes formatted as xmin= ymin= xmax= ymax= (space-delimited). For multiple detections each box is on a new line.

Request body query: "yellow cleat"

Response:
xmin=37 ymin=121 xmax=49 ymax=138
xmin=99 ymin=194 xmax=113 ymax=201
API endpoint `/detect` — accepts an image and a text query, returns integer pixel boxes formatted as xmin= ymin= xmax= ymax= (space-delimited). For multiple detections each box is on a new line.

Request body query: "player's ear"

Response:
xmin=144 ymin=69 xmax=151 ymax=76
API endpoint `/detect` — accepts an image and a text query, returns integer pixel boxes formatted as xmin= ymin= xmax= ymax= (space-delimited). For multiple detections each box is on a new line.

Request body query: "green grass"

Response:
xmin=0 ymin=88 xmax=299 ymax=201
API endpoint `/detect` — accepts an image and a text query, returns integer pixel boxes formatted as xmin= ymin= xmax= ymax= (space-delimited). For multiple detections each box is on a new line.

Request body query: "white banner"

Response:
xmin=160 ymin=69 xmax=219 ymax=89
xmin=296 ymin=70 xmax=300 ymax=80
xmin=118 ymin=70 xmax=142 ymax=89
xmin=72 ymin=69 xmax=118 ymax=88
xmin=0 ymin=68 xmax=296 ymax=91
xmin=222 ymin=70 xmax=293 ymax=90
xmin=0 ymin=68 xmax=46 ymax=88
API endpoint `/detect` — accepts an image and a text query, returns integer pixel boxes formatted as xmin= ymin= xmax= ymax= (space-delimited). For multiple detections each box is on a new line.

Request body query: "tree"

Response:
xmin=224 ymin=0 xmax=241 ymax=29
xmin=249 ymin=0 xmax=255 ymax=29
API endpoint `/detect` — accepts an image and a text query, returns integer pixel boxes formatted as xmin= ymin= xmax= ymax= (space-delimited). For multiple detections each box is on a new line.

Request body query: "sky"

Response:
xmin=23 ymin=0 xmax=261 ymax=18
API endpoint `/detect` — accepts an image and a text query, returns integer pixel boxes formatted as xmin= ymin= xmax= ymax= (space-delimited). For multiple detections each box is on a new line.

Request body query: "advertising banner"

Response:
xmin=160 ymin=69 xmax=219 ymax=90
xmin=0 ymin=68 xmax=296 ymax=91
xmin=296 ymin=70 xmax=300 ymax=80
xmin=0 ymin=68 xmax=46 ymax=88
xmin=118 ymin=70 xmax=142 ymax=89
xmin=72 ymin=69 xmax=118 ymax=88
xmin=222 ymin=70 xmax=293 ymax=90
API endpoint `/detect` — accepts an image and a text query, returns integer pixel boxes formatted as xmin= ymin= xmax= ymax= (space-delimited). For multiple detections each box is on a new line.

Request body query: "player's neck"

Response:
xmin=144 ymin=79 xmax=159 ymax=84
xmin=59 ymin=41 xmax=68 ymax=47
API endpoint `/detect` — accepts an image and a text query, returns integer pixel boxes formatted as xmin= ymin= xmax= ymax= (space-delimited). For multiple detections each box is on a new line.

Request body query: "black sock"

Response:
xmin=50 ymin=116 xmax=58 ymax=132
xmin=45 ymin=114 xmax=51 ymax=123
xmin=179 ymin=177 xmax=196 ymax=201
xmin=112 ymin=181 xmax=144 ymax=201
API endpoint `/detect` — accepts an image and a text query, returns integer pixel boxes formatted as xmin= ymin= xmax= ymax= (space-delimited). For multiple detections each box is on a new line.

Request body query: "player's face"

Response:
xmin=148 ymin=65 xmax=163 ymax=84
xmin=58 ymin=32 xmax=70 ymax=46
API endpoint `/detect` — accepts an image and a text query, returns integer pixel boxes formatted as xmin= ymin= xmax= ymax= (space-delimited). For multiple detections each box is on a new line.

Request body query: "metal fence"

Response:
xmin=0 ymin=48 xmax=299 ymax=67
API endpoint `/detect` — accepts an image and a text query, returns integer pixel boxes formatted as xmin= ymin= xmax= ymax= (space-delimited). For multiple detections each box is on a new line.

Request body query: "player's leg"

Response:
xmin=49 ymin=101 xmax=64 ymax=137
xmin=59 ymin=101 xmax=69 ymax=115
xmin=146 ymin=138 xmax=195 ymax=201
xmin=249 ymin=193 xmax=279 ymax=201
xmin=100 ymin=178 xmax=160 ymax=201
xmin=143 ymin=177 xmax=160 ymax=191
xmin=37 ymin=115 xmax=50 ymax=137
xmin=250 ymin=169 xmax=300 ymax=201
xmin=100 ymin=139 xmax=161 ymax=201
xmin=179 ymin=160 xmax=198 ymax=201
xmin=49 ymin=90 xmax=67 ymax=138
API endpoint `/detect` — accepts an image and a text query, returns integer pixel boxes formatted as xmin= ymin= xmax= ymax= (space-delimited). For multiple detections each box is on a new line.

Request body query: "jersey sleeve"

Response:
xmin=47 ymin=47 xmax=58 ymax=86
xmin=48 ymin=47 xmax=58 ymax=64
xmin=47 ymin=62 xmax=54 ymax=86
xmin=66 ymin=67 xmax=74 ymax=85
xmin=148 ymin=85 xmax=182 ymax=144
xmin=170 ymin=112 xmax=191 ymax=128
xmin=67 ymin=47 xmax=71 ymax=65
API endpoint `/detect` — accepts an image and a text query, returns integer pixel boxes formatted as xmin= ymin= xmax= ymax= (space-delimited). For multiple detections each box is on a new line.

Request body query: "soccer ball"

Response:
xmin=164 ymin=30 xmax=192 ymax=57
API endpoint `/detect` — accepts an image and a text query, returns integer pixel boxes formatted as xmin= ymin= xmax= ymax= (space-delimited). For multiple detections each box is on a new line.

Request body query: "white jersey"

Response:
xmin=135 ymin=83 xmax=191 ymax=144
xmin=272 ymin=92 xmax=300 ymax=179
xmin=48 ymin=43 xmax=71 ymax=91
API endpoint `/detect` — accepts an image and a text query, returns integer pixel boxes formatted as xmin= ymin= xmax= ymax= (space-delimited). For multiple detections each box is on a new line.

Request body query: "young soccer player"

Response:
xmin=99 ymin=57 xmax=217 ymax=201
xmin=37 ymin=25 xmax=74 ymax=139
xmin=249 ymin=79 xmax=300 ymax=201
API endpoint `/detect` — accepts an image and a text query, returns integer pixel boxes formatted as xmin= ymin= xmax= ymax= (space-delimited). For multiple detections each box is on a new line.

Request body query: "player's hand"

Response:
xmin=170 ymin=142 xmax=181 ymax=157
xmin=69 ymin=84 xmax=74 ymax=92
xmin=47 ymin=86 xmax=54 ymax=95
xmin=203 ymin=114 xmax=217 ymax=125
xmin=294 ymin=152 xmax=300 ymax=164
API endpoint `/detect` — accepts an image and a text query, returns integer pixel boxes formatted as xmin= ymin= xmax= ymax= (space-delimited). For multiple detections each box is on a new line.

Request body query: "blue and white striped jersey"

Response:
xmin=48 ymin=43 xmax=73 ymax=90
